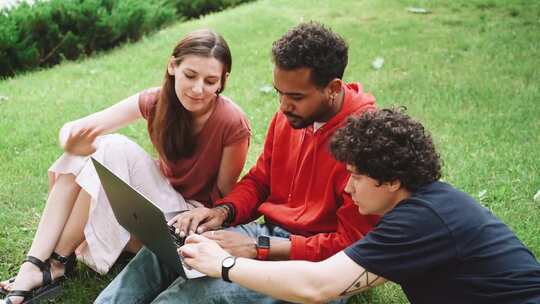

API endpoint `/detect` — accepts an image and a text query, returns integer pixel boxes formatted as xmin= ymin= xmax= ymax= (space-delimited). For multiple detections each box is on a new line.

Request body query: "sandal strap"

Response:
xmin=23 ymin=255 xmax=52 ymax=286
xmin=50 ymin=252 xmax=76 ymax=276
xmin=23 ymin=256 xmax=49 ymax=271
xmin=50 ymin=252 xmax=70 ymax=265
xmin=6 ymin=290 xmax=32 ymax=298
xmin=5 ymin=289 xmax=33 ymax=303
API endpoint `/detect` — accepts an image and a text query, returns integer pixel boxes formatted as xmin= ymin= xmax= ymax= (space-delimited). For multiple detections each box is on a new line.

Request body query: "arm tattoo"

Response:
xmin=339 ymin=270 xmax=381 ymax=296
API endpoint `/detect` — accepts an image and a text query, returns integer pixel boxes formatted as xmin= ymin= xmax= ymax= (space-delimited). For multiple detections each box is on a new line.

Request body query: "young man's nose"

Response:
xmin=344 ymin=177 xmax=353 ymax=194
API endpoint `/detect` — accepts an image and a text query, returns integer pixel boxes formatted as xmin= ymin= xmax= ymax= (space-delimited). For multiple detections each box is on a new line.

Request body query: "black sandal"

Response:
xmin=49 ymin=252 xmax=77 ymax=278
xmin=0 ymin=277 xmax=15 ymax=296
xmin=1 ymin=252 xmax=76 ymax=297
xmin=2 ymin=252 xmax=76 ymax=304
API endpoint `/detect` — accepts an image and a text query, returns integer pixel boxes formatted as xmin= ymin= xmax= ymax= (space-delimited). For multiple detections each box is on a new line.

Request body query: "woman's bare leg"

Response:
xmin=49 ymin=189 xmax=91 ymax=277
xmin=29 ymin=174 xmax=81 ymax=259
xmin=1 ymin=174 xmax=81 ymax=304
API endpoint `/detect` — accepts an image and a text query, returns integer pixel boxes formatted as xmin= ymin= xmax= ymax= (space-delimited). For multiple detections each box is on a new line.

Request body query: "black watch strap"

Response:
xmin=217 ymin=203 xmax=235 ymax=227
xmin=221 ymin=256 xmax=237 ymax=283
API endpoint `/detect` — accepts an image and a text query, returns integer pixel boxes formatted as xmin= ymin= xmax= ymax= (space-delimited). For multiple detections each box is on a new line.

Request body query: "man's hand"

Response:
xmin=63 ymin=126 xmax=102 ymax=156
xmin=168 ymin=207 xmax=228 ymax=237
xmin=202 ymin=230 xmax=257 ymax=259
xmin=179 ymin=234 xmax=229 ymax=278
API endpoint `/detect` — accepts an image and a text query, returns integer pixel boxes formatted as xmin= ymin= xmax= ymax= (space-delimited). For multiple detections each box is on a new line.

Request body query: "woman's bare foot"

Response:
xmin=1 ymin=260 xmax=66 ymax=304
xmin=0 ymin=277 xmax=15 ymax=292
xmin=2 ymin=262 xmax=43 ymax=304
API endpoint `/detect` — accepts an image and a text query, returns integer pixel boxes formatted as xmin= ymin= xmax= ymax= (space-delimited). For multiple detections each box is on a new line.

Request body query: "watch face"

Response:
xmin=257 ymin=235 xmax=270 ymax=248
xmin=223 ymin=256 xmax=235 ymax=268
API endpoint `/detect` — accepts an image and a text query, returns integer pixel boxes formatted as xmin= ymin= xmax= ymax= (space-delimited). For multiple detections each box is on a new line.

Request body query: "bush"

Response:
xmin=0 ymin=0 xmax=255 ymax=78
xmin=171 ymin=0 xmax=252 ymax=18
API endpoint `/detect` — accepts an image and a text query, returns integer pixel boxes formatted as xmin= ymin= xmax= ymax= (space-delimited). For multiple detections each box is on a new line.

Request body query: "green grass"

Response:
xmin=1 ymin=0 xmax=539 ymax=303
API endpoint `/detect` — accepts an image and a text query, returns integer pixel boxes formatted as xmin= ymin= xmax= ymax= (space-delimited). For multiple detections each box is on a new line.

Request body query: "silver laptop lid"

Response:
xmin=91 ymin=157 xmax=185 ymax=276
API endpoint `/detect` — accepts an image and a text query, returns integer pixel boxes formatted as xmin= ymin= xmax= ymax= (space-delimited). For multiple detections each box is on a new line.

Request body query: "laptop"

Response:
xmin=91 ymin=157 xmax=204 ymax=279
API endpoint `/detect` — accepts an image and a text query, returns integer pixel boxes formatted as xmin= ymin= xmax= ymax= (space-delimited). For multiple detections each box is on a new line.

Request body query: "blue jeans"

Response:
xmin=94 ymin=222 xmax=347 ymax=304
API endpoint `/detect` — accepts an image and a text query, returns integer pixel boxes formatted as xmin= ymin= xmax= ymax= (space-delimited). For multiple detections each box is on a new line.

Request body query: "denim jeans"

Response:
xmin=94 ymin=222 xmax=347 ymax=304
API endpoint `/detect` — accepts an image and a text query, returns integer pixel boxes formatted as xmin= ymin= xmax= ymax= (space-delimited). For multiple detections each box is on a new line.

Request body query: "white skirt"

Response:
xmin=48 ymin=134 xmax=201 ymax=274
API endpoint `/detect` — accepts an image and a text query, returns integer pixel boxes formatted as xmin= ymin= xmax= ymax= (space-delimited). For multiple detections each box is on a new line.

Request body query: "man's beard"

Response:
xmin=284 ymin=112 xmax=315 ymax=129
xmin=283 ymin=101 xmax=333 ymax=129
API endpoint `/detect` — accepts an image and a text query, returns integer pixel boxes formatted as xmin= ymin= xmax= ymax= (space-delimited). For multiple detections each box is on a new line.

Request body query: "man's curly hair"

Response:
xmin=271 ymin=21 xmax=348 ymax=88
xmin=330 ymin=108 xmax=442 ymax=191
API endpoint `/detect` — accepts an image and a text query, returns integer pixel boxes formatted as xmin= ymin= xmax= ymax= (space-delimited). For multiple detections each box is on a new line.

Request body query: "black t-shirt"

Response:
xmin=345 ymin=181 xmax=540 ymax=304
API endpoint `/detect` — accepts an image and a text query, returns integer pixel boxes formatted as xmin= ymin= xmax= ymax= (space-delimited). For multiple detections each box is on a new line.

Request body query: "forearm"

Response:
xmin=268 ymin=238 xmax=291 ymax=260
xmin=58 ymin=93 xmax=141 ymax=147
xmin=229 ymin=258 xmax=328 ymax=303
xmin=182 ymin=236 xmax=387 ymax=302
xmin=228 ymin=252 xmax=387 ymax=303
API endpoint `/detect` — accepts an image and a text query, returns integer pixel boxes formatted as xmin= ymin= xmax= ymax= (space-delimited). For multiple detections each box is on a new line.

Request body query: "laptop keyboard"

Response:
xmin=167 ymin=225 xmax=205 ymax=278
xmin=168 ymin=225 xmax=185 ymax=248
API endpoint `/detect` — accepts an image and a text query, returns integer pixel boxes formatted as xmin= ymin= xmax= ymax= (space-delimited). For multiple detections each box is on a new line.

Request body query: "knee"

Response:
xmin=95 ymin=134 xmax=130 ymax=154
xmin=96 ymin=135 xmax=148 ymax=166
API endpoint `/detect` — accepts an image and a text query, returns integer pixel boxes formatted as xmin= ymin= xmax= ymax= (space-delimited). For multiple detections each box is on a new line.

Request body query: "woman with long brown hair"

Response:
xmin=1 ymin=29 xmax=250 ymax=304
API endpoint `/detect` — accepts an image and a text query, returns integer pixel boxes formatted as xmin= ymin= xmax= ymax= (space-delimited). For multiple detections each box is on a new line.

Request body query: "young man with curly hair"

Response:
xmin=95 ymin=22 xmax=379 ymax=303
xmin=181 ymin=108 xmax=540 ymax=304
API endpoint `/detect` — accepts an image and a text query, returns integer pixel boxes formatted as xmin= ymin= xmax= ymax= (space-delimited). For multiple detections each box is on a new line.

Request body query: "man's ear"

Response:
xmin=387 ymin=180 xmax=402 ymax=192
xmin=167 ymin=57 xmax=176 ymax=76
xmin=327 ymin=78 xmax=343 ymax=97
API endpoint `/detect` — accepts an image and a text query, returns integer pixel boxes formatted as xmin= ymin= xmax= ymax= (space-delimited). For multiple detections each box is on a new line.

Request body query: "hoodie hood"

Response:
xmin=318 ymin=82 xmax=376 ymax=138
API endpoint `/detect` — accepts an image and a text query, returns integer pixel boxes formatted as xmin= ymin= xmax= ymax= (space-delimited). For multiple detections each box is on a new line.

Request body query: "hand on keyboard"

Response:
xmin=168 ymin=225 xmax=186 ymax=247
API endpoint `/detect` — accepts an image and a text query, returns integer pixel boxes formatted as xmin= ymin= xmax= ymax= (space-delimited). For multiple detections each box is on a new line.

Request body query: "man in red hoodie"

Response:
xmin=95 ymin=22 xmax=379 ymax=304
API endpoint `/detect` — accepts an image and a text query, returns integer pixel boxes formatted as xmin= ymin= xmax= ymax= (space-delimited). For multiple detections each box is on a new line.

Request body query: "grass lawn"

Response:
xmin=1 ymin=0 xmax=539 ymax=303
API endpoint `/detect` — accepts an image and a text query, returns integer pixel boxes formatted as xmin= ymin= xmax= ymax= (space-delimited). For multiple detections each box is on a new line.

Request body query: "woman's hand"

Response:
xmin=179 ymin=234 xmax=230 ymax=278
xmin=63 ymin=126 xmax=102 ymax=156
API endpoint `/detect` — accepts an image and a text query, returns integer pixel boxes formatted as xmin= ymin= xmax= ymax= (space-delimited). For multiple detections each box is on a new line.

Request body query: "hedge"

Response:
xmin=172 ymin=0 xmax=254 ymax=18
xmin=0 ymin=0 xmax=255 ymax=78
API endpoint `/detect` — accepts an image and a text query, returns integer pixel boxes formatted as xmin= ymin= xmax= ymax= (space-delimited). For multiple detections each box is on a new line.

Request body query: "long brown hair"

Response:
xmin=150 ymin=29 xmax=232 ymax=162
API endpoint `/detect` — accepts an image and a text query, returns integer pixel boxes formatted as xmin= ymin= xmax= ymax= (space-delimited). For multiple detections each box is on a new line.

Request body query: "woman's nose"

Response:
xmin=191 ymin=80 xmax=204 ymax=94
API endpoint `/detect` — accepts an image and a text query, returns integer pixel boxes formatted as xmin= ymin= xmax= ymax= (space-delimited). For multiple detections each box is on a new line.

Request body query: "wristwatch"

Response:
xmin=221 ymin=256 xmax=237 ymax=283
xmin=256 ymin=235 xmax=270 ymax=260
xmin=216 ymin=204 xmax=235 ymax=227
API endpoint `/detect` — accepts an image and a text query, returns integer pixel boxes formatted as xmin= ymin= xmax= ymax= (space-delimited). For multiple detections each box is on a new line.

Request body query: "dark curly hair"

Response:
xmin=271 ymin=21 xmax=348 ymax=88
xmin=330 ymin=108 xmax=442 ymax=191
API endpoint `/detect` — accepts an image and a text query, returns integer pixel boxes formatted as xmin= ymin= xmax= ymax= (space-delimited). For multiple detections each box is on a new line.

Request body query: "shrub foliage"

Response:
xmin=0 ymin=0 xmax=254 ymax=78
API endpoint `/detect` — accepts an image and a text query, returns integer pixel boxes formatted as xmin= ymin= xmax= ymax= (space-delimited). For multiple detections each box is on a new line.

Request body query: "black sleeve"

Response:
xmin=344 ymin=201 xmax=457 ymax=283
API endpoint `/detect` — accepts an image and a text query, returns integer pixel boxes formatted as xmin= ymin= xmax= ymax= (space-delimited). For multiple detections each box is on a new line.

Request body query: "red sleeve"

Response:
xmin=289 ymin=181 xmax=380 ymax=261
xmin=215 ymin=115 xmax=276 ymax=223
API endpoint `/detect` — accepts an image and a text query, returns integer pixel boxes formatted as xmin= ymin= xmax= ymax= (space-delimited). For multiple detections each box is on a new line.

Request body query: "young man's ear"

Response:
xmin=387 ymin=180 xmax=402 ymax=192
xmin=167 ymin=57 xmax=176 ymax=76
